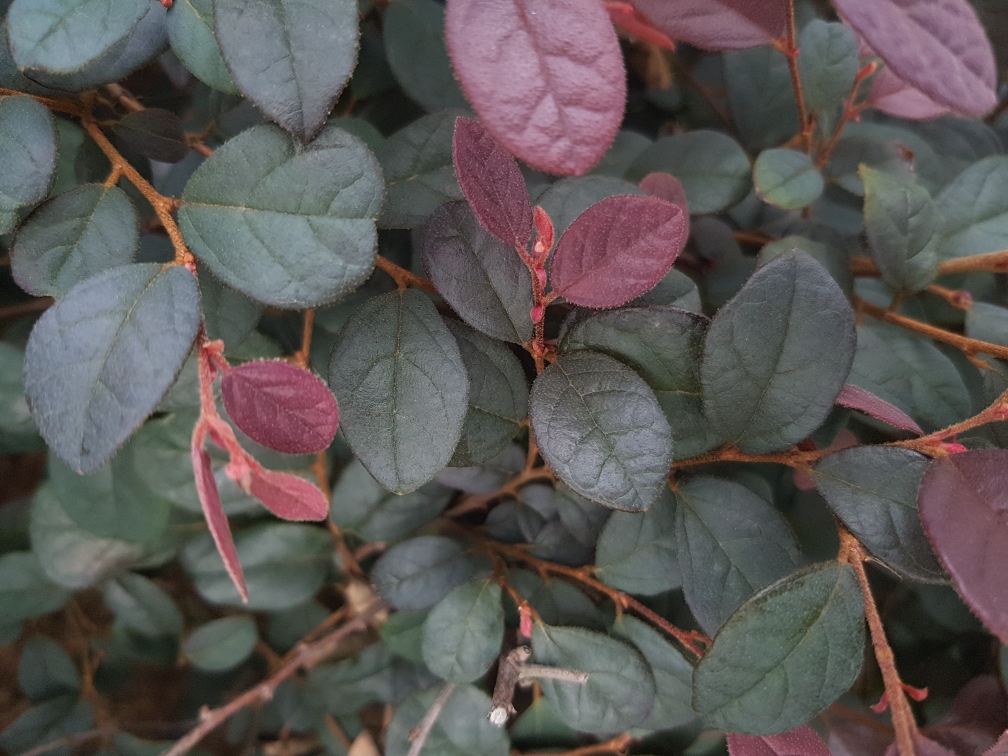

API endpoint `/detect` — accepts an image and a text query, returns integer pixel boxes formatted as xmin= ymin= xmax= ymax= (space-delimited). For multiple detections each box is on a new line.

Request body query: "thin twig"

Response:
xmin=0 ymin=297 xmax=53 ymax=318
xmin=896 ymin=388 xmax=1008 ymax=455
xmin=0 ymin=87 xmax=85 ymax=117
xmin=530 ymin=733 xmax=636 ymax=756
xmin=852 ymin=249 xmax=1008 ymax=278
xmin=672 ymin=443 xmax=830 ymax=471
xmin=406 ymin=683 xmax=455 ymax=756
xmin=778 ymin=0 xmax=813 ymax=152
xmin=519 ymin=664 xmax=588 ymax=683
xmin=444 ymin=465 xmax=556 ymax=518
xmin=16 ymin=728 xmax=117 ymax=756
xmin=925 ymin=283 xmax=973 ymax=311
xmin=374 ymin=255 xmax=437 ymax=293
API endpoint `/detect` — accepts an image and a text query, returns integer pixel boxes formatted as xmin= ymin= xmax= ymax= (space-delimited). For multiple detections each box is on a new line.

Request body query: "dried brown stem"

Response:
xmin=374 ymin=255 xmax=437 ymax=293
xmin=925 ymin=283 xmax=973 ymax=311
xmin=406 ymin=683 xmax=455 ymax=756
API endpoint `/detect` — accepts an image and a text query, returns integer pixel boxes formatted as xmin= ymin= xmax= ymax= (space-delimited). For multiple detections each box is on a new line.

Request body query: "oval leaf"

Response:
xmin=421 ymin=578 xmax=504 ymax=683
xmin=112 ymin=108 xmax=189 ymax=163
xmin=24 ymin=263 xmax=201 ymax=473
xmin=550 ymin=195 xmax=686 ymax=308
xmin=445 ymin=0 xmax=626 ymax=176
xmin=753 ymin=148 xmax=824 ymax=211
xmin=628 ymin=0 xmax=786 ymax=51
xmin=0 ymin=95 xmax=58 ymax=234
xmin=728 ymin=726 xmax=832 ymax=756
xmin=0 ymin=552 xmax=72 ymax=624
xmin=183 ymin=615 xmax=258 ymax=672
xmin=835 ymin=384 xmax=923 ymax=435
xmin=166 ymin=0 xmax=239 ymax=93
xmin=371 ymin=536 xmax=485 ymax=611
xmin=530 ymin=351 xmax=673 ymax=512
xmin=249 ymin=468 xmax=328 ymax=522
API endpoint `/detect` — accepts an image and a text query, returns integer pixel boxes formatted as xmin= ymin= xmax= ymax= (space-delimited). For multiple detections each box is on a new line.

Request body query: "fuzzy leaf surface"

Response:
xmin=594 ymin=488 xmax=679 ymax=596
xmin=421 ymin=578 xmax=504 ymax=683
xmin=628 ymin=0 xmax=784 ymax=50
xmin=835 ymin=384 xmax=923 ymax=434
xmin=371 ymin=536 xmax=485 ymax=611
xmin=753 ymin=149 xmax=824 ymax=211
xmin=0 ymin=96 xmax=58 ymax=234
xmin=727 ymin=726 xmax=832 ymax=756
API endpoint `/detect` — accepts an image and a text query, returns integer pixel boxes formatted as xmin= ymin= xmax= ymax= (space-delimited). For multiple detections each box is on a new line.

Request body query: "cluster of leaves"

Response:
xmin=2 ymin=0 xmax=1008 ymax=756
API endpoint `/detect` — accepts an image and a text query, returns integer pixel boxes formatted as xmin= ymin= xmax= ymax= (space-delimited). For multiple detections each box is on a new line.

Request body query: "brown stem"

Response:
xmin=374 ymin=255 xmax=437 ymax=293
xmin=311 ymin=448 xmax=363 ymax=577
xmin=779 ymin=0 xmax=813 ymax=152
xmin=294 ymin=309 xmax=315 ymax=368
xmin=733 ymin=230 xmax=773 ymax=246
xmin=444 ymin=465 xmax=556 ymax=518
xmin=925 ymin=283 xmax=973 ymax=311
xmin=406 ymin=683 xmax=455 ymax=756
xmin=896 ymin=388 xmax=1008 ymax=455
xmin=816 ymin=62 xmax=875 ymax=168
xmin=105 ymin=83 xmax=144 ymax=113
xmin=852 ymin=250 xmax=1008 ymax=277
xmin=0 ymin=297 xmax=53 ymax=318
xmin=528 ymin=733 xmax=636 ymax=756
xmin=15 ymin=728 xmax=117 ymax=756
xmin=0 ymin=87 xmax=85 ymax=117
xmin=672 ymin=443 xmax=830 ymax=471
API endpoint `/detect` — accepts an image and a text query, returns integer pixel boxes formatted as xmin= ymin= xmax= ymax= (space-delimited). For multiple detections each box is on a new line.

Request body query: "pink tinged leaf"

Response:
xmin=605 ymin=1 xmax=676 ymax=50
xmin=883 ymin=735 xmax=957 ymax=756
xmin=549 ymin=195 xmax=687 ymax=308
xmin=834 ymin=0 xmax=997 ymax=116
xmin=192 ymin=440 xmax=248 ymax=602
xmin=220 ymin=360 xmax=339 ymax=455
xmin=868 ymin=65 xmax=952 ymax=120
xmin=921 ymin=676 xmax=1008 ymax=756
xmin=639 ymin=171 xmax=690 ymax=239
xmin=727 ymin=726 xmax=831 ymax=756
xmin=836 ymin=384 xmax=923 ymax=435
xmin=533 ymin=205 xmax=554 ymax=261
xmin=452 ymin=117 xmax=533 ymax=247
xmin=628 ymin=0 xmax=787 ymax=51
xmin=824 ymin=709 xmax=893 ymax=756
xmin=918 ymin=450 xmax=1008 ymax=644
xmin=986 ymin=730 xmax=1008 ymax=756
xmin=445 ymin=0 xmax=626 ymax=176
xmin=249 ymin=468 xmax=329 ymax=522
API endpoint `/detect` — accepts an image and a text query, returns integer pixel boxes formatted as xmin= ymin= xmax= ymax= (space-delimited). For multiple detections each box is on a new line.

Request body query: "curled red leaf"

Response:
xmin=628 ymin=0 xmax=786 ymax=51
xmin=249 ymin=467 xmax=329 ymax=521
xmin=836 ymin=384 xmax=923 ymax=435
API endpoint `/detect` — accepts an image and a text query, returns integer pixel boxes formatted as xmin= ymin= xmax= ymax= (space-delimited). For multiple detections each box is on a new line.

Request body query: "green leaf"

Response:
xmin=966 ymin=302 xmax=1008 ymax=347
xmin=112 ymin=109 xmax=189 ymax=163
xmin=183 ymin=616 xmax=258 ymax=672
xmin=536 ymin=175 xmax=643 ymax=237
xmin=724 ymin=46 xmax=799 ymax=152
xmin=183 ymin=523 xmax=333 ymax=610
xmin=509 ymin=697 xmax=582 ymax=750
xmin=385 ymin=685 xmax=510 ymax=756
xmin=633 ymin=268 xmax=702 ymax=310
xmin=674 ymin=476 xmax=800 ymax=635
xmin=0 ymin=552 xmax=71 ymax=623
xmin=507 ymin=569 xmax=605 ymax=630
xmin=379 ymin=609 xmax=428 ymax=663
xmin=328 ymin=289 xmax=468 ymax=493
xmin=178 ymin=123 xmax=384 ymax=308
xmin=371 ymin=535 xmax=487 ymax=611
xmin=531 ymin=622 xmax=656 ymax=734
xmin=797 ymin=20 xmax=858 ymax=114
xmin=167 ymin=0 xmax=239 ymax=93
xmin=701 ymin=250 xmax=855 ymax=453
xmin=753 ymin=149 xmax=824 ymax=210
xmin=6 ymin=0 xmax=147 ymax=74
xmin=594 ymin=488 xmax=680 ymax=596
xmin=422 ymin=202 xmax=534 ymax=344
xmin=590 ymin=130 xmax=652 ymax=178
xmin=0 ymin=695 xmax=92 ymax=756
xmin=560 ymin=305 xmax=719 ymax=460
xmin=436 ymin=444 xmax=525 ymax=493
xmin=860 ymin=166 xmax=940 ymax=293
xmin=0 ymin=342 xmax=44 ymax=454
xmin=421 ymin=578 xmax=504 ymax=682
xmin=692 ymin=562 xmax=865 ymax=735
xmin=810 ymin=446 xmax=945 ymax=583
xmin=823 ymin=133 xmax=916 ymax=197
xmin=102 ymin=572 xmax=185 ymax=638
xmin=0 ymin=95 xmax=58 ymax=233
xmin=213 ymin=0 xmax=358 ymax=141
xmin=199 ymin=270 xmax=264 ymax=350
xmin=376 ymin=109 xmax=465 ymax=229
xmin=330 ymin=458 xmax=451 ymax=542
xmin=757 ymin=235 xmax=853 ymax=296
xmin=530 ymin=351 xmax=673 ymax=512
xmin=612 ymin=616 xmax=695 ymax=730
xmin=937 ymin=156 xmax=1008 ymax=260
xmin=625 ymin=131 xmax=751 ymax=215
xmin=383 ymin=0 xmax=467 ymax=112
xmin=444 ymin=319 xmax=528 ymax=465
xmin=267 ymin=600 xmax=330 ymax=653
xmin=554 ymin=484 xmax=610 ymax=550
xmin=23 ymin=263 xmax=201 ymax=473
xmin=18 ymin=636 xmax=80 ymax=702
xmin=308 ymin=644 xmax=435 ymax=713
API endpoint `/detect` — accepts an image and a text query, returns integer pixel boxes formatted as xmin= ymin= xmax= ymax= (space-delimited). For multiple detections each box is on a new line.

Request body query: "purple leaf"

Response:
xmin=922 ymin=676 xmax=1008 ymax=756
xmin=550 ymin=194 xmax=686 ymax=308
xmin=918 ymin=450 xmax=1008 ymax=644
xmin=221 ymin=360 xmax=339 ymax=455
xmin=728 ymin=726 xmax=831 ymax=756
xmin=883 ymin=735 xmax=957 ymax=756
xmin=192 ymin=442 xmax=247 ymax=603
xmin=868 ymin=65 xmax=952 ymax=120
xmin=445 ymin=0 xmax=626 ymax=176
xmin=985 ymin=730 xmax=1008 ymax=756
xmin=836 ymin=384 xmax=923 ymax=435
xmin=249 ymin=468 xmax=330 ymax=522
xmin=824 ymin=710 xmax=893 ymax=756
xmin=452 ymin=117 xmax=533 ymax=247
xmin=628 ymin=0 xmax=787 ymax=51
xmin=835 ymin=0 xmax=997 ymax=116
xmin=639 ymin=171 xmax=690 ymax=240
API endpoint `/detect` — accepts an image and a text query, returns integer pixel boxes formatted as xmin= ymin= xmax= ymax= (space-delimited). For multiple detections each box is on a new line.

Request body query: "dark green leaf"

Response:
xmin=385 ymin=685 xmax=510 ymax=756
xmin=753 ymin=149 xmax=824 ymax=210
xmin=0 ymin=95 xmax=58 ymax=233
xmin=625 ymin=131 xmax=751 ymax=215
xmin=823 ymin=133 xmax=916 ymax=197
xmin=436 ymin=444 xmax=525 ymax=493
xmin=724 ymin=46 xmax=799 ymax=152
xmin=113 ymin=109 xmax=189 ymax=163
xmin=590 ymin=130 xmax=652 ymax=178
xmin=531 ymin=622 xmax=656 ymax=734
xmin=183 ymin=616 xmax=258 ymax=672
xmin=379 ymin=609 xmax=428 ymax=663
xmin=376 ymin=109 xmax=465 ymax=229
xmin=536 ymin=175 xmax=643 ymax=237
xmin=179 ymin=123 xmax=384 ymax=308
xmin=560 ymin=305 xmax=719 ymax=460
xmin=0 ymin=695 xmax=92 ymax=756
xmin=102 ymin=572 xmax=185 ymax=637
xmin=701 ymin=250 xmax=855 ymax=453
xmin=509 ymin=697 xmax=582 ymax=750
xmin=937 ymin=156 xmax=1008 ymax=260
xmin=507 ymin=569 xmax=604 ymax=630
xmin=421 ymin=578 xmax=503 ymax=682
xmin=811 ymin=446 xmax=945 ymax=583
xmin=757 ymin=235 xmax=853 ymax=296
xmin=594 ymin=487 xmax=679 ymax=596
xmin=692 ymin=562 xmax=865 ymax=734
xmin=214 ymin=0 xmax=358 ymax=141
xmin=554 ymin=484 xmax=610 ymax=550
xmin=309 ymin=643 xmax=436 ymax=713
xmin=530 ymin=351 xmax=672 ymax=512
xmin=267 ymin=600 xmax=330 ymax=653
xmin=632 ymin=268 xmax=701 ymax=310
xmin=166 ymin=0 xmax=239 ymax=93
xmin=371 ymin=536 xmax=486 ymax=611
xmin=0 ymin=342 xmax=44 ymax=453
xmin=966 ymin=302 xmax=1008 ymax=347
xmin=18 ymin=636 xmax=80 ymax=702
xmin=11 ymin=184 xmax=139 ymax=298
xmin=328 ymin=289 xmax=468 ymax=493
xmin=675 ymin=476 xmax=800 ymax=635
xmin=0 ymin=552 xmax=71 ymax=623
xmin=199 ymin=270 xmax=264 ymax=350
xmin=24 ymin=263 xmax=200 ymax=473
xmin=797 ymin=20 xmax=858 ymax=114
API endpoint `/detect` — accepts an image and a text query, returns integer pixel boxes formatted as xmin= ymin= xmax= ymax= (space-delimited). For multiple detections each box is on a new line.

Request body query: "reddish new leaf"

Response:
xmin=221 ymin=360 xmax=339 ymax=455
xmin=550 ymin=195 xmax=686 ymax=308
xmin=883 ymin=735 xmax=956 ymax=756
xmin=452 ymin=117 xmax=533 ymax=247
xmin=986 ymin=730 xmax=1008 ymax=756
xmin=192 ymin=440 xmax=247 ymax=603
xmin=836 ymin=384 xmax=923 ymax=435
xmin=868 ymin=65 xmax=952 ymax=120
xmin=628 ymin=0 xmax=786 ymax=51
xmin=921 ymin=676 xmax=1008 ymax=756
xmin=639 ymin=171 xmax=690 ymax=240
xmin=249 ymin=468 xmax=329 ymax=522
xmin=445 ymin=0 xmax=626 ymax=176
xmin=823 ymin=708 xmax=893 ymax=756
xmin=835 ymin=0 xmax=997 ymax=116
xmin=918 ymin=450 xmax=1008 ymax=644
xmin=728 ymin=726 xmax=831 ymax=756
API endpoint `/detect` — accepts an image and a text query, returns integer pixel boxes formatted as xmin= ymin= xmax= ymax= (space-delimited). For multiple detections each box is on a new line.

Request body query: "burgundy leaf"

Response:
xmin=728 ymin=726 xmax=831 ymax=756
xmin=249 ymin=468 xmax=329 ymax=522
xmin=918 ymin=450 xmax=1008 ymax=644
xmin=628 ymin=0 xmax=787 ymax=51
xmin=868 ymin=65 xmax=952 ymax=120
xmin=985 ymin=730 xmax=1008 ymax=756
xmin=884 ymin=735 xmax=957 ymax=756
xmin=834 ymin=0 xmax=997 ymax=116
xmin=922 ymin=677 xmax=1008 ymax=756
xmin=836 ymin=384 xmax=923 ymax=435
xmin=192 ymin=441 xmax=247 ymax=602
xmin=550 ymin=194 xmax=686 ymax=308
xmin=823 ymin=707 xmax=893 ymax=756
xmin=445 ymin=0 xmax=626 ymax=176
xmin=221 ymin=360 xmax=339 ymax=455
xmin=639 ymin=171 xmax=690 ymax=239
xmin=452 ymin=117 xmax=533 ymax=247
